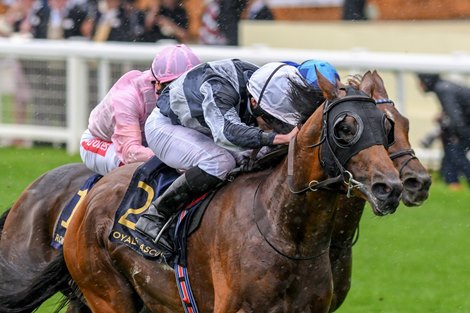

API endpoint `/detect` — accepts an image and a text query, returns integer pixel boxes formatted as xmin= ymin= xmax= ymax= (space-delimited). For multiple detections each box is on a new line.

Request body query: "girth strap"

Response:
xmin=174 ymin=210 xmax=200 ymax=313
xmin=175 ymin=263 xmax=199 ymax=313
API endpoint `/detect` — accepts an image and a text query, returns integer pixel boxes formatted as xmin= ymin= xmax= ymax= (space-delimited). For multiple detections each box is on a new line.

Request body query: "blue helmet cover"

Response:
xmin=298 ymin=59 xmax=339 ymax=88
xmin=281 ymin=60 xmax=301 ymax=67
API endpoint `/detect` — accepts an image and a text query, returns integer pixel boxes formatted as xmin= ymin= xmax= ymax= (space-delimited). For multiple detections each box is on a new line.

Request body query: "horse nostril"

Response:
xmin=422 ymin=175 xmax=432 ymax=189
xmin=371 ymin=183 xmax=392 ymax=201
xmin=371 ymin=181 xmax=402 ymax=201
xmin=403 ymin=177 xmax=420 ymax=191
xmin=403 ymin=174 xmax=432 ymax=192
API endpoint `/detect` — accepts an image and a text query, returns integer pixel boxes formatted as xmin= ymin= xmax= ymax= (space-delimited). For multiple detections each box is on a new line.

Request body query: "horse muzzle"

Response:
xmin=401 ymin=171 xmax=432 ymax=207
xmin=358 ymin=177 xmax=403 ymax=216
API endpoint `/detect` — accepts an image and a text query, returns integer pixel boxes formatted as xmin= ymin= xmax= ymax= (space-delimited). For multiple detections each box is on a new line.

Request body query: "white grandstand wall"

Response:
xmin=2 ymin=38 xmax=470 ymax=168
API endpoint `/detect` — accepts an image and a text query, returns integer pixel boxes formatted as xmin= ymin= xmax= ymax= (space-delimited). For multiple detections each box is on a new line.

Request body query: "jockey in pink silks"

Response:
xmin=80 ymin=44 xmax=201 ymax=175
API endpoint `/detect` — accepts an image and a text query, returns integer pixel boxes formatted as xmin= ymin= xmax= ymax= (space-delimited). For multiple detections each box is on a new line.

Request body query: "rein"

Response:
xmin=287 ymin=137 xmax=363 ymax=196
xmin=252 ymin=180 xmax=329 ymax=261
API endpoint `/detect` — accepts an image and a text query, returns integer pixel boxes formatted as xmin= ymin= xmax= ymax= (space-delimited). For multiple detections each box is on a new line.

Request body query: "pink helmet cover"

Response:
xmin=150 ymin=44 xmax=201 ymax=83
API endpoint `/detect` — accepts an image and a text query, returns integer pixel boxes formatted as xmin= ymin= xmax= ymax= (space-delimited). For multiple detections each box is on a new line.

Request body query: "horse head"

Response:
xmin=294 ymin=68 xmax=402 ymax=216
xmin=370 ymin=70 xmax=432 ymax=206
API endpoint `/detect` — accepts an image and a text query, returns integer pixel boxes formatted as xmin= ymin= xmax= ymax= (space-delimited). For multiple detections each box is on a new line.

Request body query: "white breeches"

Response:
xmin=79 ymin=129 xmax=121 ymax=176
xmin=145 ymin=109 xmax=236 ymax=180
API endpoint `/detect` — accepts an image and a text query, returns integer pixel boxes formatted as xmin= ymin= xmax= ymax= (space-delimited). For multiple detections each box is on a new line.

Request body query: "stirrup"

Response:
xmin=153 ymin=214 xmax=176 ymax=244
xmin=153 ymin=214 xmax=178 ymax=252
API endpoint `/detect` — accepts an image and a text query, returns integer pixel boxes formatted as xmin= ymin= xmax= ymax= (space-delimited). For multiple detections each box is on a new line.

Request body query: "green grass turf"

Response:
xmin=1 ymin=147 xmax=469 ymax=312
xmin=336 ymin=178 xmax=470 ymax=313
xmin=0 ymin=147 xmax=81 ymax=209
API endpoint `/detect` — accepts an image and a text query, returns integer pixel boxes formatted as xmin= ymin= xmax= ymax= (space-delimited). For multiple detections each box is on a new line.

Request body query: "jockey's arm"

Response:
xmin=112 ymin=96 xmax=154 ymax=164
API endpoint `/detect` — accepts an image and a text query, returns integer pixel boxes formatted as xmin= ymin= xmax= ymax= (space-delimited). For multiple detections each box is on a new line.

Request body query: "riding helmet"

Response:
xmin=298 ymin=59 xmax=340 ymax=88
xmin=150 ymin=44 xmax=201 ymax=83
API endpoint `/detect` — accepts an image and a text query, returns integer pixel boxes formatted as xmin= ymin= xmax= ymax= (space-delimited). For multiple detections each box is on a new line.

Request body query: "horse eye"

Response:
xmin=337 ymin=124 xmax=353 ymax=136
xmin=334 ymin=115 xmax=358 ymax=145
xmin=383 ymin=117 xmax=392 ymax=134
xmin=383 ymin=116 xmax=395 ymax=146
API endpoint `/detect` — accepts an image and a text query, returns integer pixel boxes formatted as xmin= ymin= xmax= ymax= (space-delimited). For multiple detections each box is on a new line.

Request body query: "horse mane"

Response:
xmin=287 ymin=75 xmax=324 ymax=124
xmin=345 ymin=74 xmax=363 ymax=89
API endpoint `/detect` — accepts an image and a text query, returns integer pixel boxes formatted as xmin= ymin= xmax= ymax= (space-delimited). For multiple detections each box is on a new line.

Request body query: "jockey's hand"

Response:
xmin=239 ymin=157 xmax=260 ymax=172
xmin=272 ymin=126 xmax=299 ymax=145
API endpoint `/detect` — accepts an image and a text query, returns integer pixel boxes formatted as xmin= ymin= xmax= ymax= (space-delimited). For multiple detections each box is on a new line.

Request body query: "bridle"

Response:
xmin=286 ymin=136 xmax=362 ymax=197
xmin=389 ymin=149 xmax=417 ymax=176
xmin=286 ymin=90 xmax=392 ymax=197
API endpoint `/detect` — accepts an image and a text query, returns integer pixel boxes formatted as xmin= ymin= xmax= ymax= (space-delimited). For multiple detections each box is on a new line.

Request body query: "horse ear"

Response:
xmin=336 ymin=77 xmax=344 ymax=89
xmin=315 ymin=66 xmax=337 ymax=100
xmin=371 ymin=70 xmax=389 ymax=98
xmin=359 ymin=71 xmax=374 ymax=97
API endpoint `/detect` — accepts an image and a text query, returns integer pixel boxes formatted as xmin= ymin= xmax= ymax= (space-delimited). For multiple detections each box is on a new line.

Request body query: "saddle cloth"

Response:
xmin=108 ymin=156 xmax=212 ymax=266
xmin=50 ymin=157 xmax=211 ymax=267
xmin=51 ymin=173 xmax=103 ymax=249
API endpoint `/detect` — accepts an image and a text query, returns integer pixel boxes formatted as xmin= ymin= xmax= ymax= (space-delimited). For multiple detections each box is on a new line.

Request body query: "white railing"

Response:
xmin=1 ymin=38 xmax=469 ymax=166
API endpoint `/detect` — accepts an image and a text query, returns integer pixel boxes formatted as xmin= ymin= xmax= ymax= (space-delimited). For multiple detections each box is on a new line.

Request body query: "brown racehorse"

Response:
xmin=34 ymin=70 xmax=402 ymax=313
xmin=0 ymin=70 xmax=429 ymax=313
xmin=328 ymin=70 xmax=431 ymax=312
xmin=64 ymin=70 xmax=402 ymax=313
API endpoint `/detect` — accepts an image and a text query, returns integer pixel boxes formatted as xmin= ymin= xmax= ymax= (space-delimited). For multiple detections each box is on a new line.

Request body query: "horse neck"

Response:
xmin=256 ymin=117 xmax=338 ymax=257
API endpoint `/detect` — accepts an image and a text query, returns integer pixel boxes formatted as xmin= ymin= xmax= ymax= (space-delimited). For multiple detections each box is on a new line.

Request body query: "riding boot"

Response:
xmin=135 ymin=166 xmax=222 ymax=250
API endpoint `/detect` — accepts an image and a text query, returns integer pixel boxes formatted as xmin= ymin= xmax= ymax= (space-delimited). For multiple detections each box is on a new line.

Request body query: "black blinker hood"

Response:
xmin=320 ymin=87 xmax=390 ymax=177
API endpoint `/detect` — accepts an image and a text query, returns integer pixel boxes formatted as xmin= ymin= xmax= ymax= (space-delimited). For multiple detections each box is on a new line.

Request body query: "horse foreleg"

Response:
xmin=328 ymin=246 xmax=353 ymax=312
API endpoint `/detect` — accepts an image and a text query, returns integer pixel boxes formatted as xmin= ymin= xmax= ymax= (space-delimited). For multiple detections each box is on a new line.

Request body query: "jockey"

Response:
xmin=80 ymin=44 xmax=201 ymax=175
xmin=135 ymin=60 xmax=321 ymax=246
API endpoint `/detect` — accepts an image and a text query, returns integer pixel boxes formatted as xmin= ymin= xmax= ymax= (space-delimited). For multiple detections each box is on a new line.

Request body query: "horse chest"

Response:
xmin=232 ymin=259 xmax=332 ymax=313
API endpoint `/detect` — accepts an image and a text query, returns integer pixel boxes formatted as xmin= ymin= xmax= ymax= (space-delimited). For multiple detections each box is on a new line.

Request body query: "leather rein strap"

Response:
xmin=287 ymin=136 xmax=361 ymax=196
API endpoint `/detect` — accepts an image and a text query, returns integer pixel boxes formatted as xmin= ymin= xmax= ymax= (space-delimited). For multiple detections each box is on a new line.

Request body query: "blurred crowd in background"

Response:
xmin=0 ymin=0 xmax=276 ymax=45
xmin=417 ymin=73 xmax=470 ymax=191
xmin=0 ymin=0 xmax=204 ymax=44
xmin=2 ymin=0 xmax=469 ymax=191
xmin=0 ymin=0 xmax=368 ymax=45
